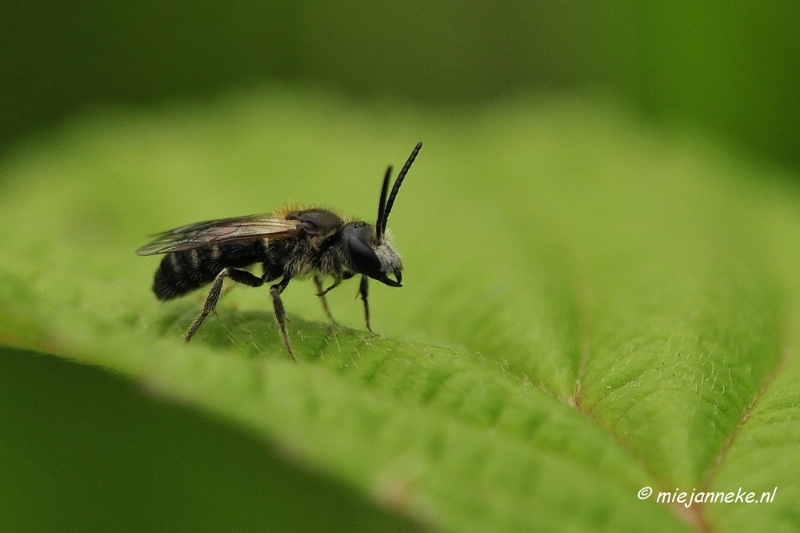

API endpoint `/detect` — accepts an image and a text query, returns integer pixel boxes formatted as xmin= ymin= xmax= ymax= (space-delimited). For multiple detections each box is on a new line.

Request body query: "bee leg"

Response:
xmin=270 ymin=275 xmax=297 ymax=363
xmin=316 ymin=278 xmax=341 ymax=296
xmin=185 ymin=267 xmax=267 ymax=342
xmin=228 ymin=269 xmax=305 ymax=362
xmin=185 ymin=267 xmax=231 ymax=342
xmin=314 ymin=276 xmax=340 ymax=325
xmin=358 ymin=275 xmax=373 ymax=333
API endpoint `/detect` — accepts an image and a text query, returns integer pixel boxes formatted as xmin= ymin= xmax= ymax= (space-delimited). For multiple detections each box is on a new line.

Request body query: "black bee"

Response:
xmin=137 ymin=142 xmax=422 ymax=361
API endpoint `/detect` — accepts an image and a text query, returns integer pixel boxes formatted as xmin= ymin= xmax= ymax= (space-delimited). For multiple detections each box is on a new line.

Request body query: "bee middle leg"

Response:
xmin=270 ymin=275 xmax=297 ymax=363
xmin=185 ymin=267 xmax=266 ymax=342
xmin=314 ymin=275 xmax=340 ymax=325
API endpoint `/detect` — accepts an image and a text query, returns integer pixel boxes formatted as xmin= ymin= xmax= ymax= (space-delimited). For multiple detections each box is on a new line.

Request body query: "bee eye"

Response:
xmin=347 ymin=236 xmax=383 ymax=279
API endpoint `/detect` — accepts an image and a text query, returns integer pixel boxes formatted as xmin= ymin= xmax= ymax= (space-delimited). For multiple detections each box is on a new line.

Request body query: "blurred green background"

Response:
xmin=1 ymin=1 xmax=798 ymax=170
xmin=0 ymin=347 xmax=419 ymax=532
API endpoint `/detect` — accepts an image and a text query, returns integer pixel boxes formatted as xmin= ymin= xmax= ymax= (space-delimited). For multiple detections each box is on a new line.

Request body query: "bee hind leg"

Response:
xmin=185 ymin=267 xmax=266 ymax=342
xmin=185 ymin=268 xmax=231 ymax=342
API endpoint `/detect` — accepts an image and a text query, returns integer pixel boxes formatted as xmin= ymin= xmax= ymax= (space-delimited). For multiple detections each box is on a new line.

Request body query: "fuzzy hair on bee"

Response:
xmin=137 ymin=142 xmax=422 ymax=362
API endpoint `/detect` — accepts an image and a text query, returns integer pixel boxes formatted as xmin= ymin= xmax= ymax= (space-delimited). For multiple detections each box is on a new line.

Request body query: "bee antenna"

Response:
xmin=376 ymin=165 xmax=392 ymax=240
xmin=376 ymin=141 xmax=422 ymax=239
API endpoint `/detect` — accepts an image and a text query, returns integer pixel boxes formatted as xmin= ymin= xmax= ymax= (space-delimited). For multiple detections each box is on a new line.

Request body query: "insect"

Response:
xmin=137 ymin=142 xmax=422 ymax=362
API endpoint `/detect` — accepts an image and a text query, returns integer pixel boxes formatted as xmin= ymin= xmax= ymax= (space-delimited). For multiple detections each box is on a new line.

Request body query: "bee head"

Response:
xmin=343 ymin=222 xmax=402 ymax=287
xmin=345 ymin=142 xmax=421 ymax=288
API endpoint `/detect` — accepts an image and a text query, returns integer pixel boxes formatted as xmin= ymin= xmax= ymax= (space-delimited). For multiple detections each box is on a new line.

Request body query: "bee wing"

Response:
xmin=136 ymin=213 xmax=300 ymax=256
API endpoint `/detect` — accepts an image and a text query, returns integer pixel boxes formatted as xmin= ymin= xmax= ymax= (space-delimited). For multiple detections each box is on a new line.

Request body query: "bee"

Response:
xmin=137 ymin=142 xmax=422 ymax=362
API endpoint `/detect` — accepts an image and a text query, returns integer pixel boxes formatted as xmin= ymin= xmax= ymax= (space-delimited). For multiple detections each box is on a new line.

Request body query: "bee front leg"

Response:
xmin=358 ymin=275 xmax=372 ymax=333
xmin=270 ymin=275 xmax=297 ymax=363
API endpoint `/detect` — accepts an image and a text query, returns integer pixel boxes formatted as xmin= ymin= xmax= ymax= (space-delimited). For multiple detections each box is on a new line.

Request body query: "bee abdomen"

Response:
xmin=152 ymin=241 xmax=265 ymax=300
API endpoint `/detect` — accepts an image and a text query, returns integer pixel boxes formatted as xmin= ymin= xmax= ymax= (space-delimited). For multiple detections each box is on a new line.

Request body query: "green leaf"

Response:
xmin=1 ymin=88 xmax=799 ymax=532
